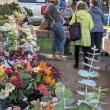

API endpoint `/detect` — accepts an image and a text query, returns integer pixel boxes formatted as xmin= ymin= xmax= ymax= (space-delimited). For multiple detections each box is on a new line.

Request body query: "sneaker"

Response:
xmin=73 ymin=64 xmax=79 ymax=69
xmin=52 ymin=54 xmax=57 ymax=60
xmin=57 ymin=54 xmax=66 ymax=61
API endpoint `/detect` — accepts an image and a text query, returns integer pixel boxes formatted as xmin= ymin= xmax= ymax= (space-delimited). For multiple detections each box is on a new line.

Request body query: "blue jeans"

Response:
xmin=51 ymin=22 xmax=65 ymax=53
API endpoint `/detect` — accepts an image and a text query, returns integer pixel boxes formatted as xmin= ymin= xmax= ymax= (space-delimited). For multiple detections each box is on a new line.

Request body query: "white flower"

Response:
xmin=33 ymin=67 xmax=40 ymax=73
xmin=5 ymin=83 xmax=15 ymax=93
xmin=52 ymin=97 xmax=58 ymax=103
xmin=23 ymin=97 xmax=28 ymax=102
xmin=40 ymin=102 xmax=48 ymax=107
xmin=0 ymin=89 xmax=9 ymax=99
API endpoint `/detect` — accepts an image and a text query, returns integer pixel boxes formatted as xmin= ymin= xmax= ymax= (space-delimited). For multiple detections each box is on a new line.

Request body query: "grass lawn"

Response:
xmin=38 ymin=37 xmax=74 ymax=53
xmin=38 ymin=37 xmax=52 ymax=53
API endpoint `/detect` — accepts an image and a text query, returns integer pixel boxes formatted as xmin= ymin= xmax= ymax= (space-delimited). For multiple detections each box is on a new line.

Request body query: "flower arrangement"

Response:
xmin=0 ymin=50 xmax=61 ymax=109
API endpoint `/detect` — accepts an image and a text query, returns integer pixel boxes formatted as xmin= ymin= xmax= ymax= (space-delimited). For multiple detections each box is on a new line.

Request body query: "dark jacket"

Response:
xmin=44 ymin=3 xmax=61 ymax=23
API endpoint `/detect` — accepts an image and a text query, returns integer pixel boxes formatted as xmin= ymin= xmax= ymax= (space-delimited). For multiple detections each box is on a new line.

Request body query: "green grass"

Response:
xmin=38 ymin=37 xmax=52 ymax=53
xmin=38 ymin=37 xmax=74 ymax=54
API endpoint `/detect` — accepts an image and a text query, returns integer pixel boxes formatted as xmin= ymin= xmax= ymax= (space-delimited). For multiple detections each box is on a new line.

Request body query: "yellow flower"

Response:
xmin=44 ymin=76 xmax=52 ymax=84
xmin=0 ymin=66 xmax=4 ymax=78
xmin=50 ymin=79 xmax=55 ymax=85
xmin=46 ymin=68 xmax=52 ymax=75
xmin=44 ymin=76 xmax=56 ymax=86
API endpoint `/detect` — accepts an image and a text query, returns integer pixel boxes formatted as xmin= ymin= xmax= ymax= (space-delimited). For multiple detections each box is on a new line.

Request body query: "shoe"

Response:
xmin=64 ymin=52 xmax=72 ymax=56
xmin=73 ymin=64 xmax=79 ymax=69
xmin=57 ymin=54 xmax=66 ymax=61
xmin=52 ymin=54 xmax=57 ymax=60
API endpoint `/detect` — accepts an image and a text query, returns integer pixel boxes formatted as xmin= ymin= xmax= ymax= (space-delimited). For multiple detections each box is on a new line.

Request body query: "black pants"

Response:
xmin=64 ymin=38 xmax=71 ymax=54
xmin=74 ymin=45 xmax=90 ymax=66
xmin=90 ymin=32 xmax=103 ymax=53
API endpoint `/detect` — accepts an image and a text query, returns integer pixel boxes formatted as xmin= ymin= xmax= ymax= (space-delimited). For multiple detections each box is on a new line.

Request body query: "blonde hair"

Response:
xmin=76 ymin=1 xmax=88 ymax=10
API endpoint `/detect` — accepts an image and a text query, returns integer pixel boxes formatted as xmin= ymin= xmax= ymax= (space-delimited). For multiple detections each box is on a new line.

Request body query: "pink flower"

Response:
xmin=37 ymin=84 xmax=48 ymax=95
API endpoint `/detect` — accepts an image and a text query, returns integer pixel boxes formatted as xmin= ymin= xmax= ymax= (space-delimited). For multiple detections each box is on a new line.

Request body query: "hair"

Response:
xmin=76 ymin=1 xmax=88 ymax=11
xmin=89 ymin=0 xmax=97 ymax=6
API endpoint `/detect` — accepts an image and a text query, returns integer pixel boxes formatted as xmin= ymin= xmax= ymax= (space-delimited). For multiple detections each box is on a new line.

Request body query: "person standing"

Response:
xmin=45 ymin=0 xmax=65 ymax=60
xmin=64 ymin=0 xmax=73 ymax=55
xmin=89 ymin=0 xmax=105 ymax=53
xmin=59 ymin=0 xmax=66 ymax=13
xmin=69 ymin=1 xmax=94 ymax=69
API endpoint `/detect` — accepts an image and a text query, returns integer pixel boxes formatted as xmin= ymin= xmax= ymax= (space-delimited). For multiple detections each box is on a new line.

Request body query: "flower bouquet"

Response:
xmin=0 ymin=50 xmax=61 ymax=109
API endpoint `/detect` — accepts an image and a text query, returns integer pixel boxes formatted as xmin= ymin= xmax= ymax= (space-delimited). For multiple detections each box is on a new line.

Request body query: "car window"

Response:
xmin=18 ymin=0 xmax=46 ymax=3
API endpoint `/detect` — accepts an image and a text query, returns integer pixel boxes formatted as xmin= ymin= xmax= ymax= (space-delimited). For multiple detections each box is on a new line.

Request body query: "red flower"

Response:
xmin=10 ymin=74 xmax=23 ymax=88
xmin=37 ymin=84 xmax=48 ymax=95
xmin=3 ymin=67 xmax=12 ymax=75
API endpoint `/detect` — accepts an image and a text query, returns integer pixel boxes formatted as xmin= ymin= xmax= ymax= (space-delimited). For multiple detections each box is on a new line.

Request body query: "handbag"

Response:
xmin=69 ymin=12 xmax=81 ymax=41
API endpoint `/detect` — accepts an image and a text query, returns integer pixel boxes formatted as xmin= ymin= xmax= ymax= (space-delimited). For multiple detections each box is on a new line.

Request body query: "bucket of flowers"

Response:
xmin=0 ymin=50 xmax=61 ymax=110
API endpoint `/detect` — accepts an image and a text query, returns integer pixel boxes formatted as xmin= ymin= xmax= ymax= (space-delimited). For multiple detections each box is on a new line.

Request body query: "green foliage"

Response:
xmin=33 ymin=100 xmax=40 ymax=110
xmin=78 ymin=46 xmax=107 ymax=110
xmin=54 ymin=83 xmax=75 ymax=110
xmin=20 ymin=70 xmax=32 ymax=88
xmin=0 ymin=3 xmax=27 ymax=25
xmin=36 ymin=75 xmax=42 ymax=83
xmin=38 ymin=37 xmax=52 ymax=53
xmin=79 ymin=102 xmax=93 ymax=110
xmin=0 ymin=3 xmax=24 ymax=15
xmin=24 ymin=7 xmax=33 ymax=17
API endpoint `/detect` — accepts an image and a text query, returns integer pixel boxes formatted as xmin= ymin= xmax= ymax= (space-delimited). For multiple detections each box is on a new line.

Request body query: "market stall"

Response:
xmin=102 ymin=32 xmax=110 ymax=71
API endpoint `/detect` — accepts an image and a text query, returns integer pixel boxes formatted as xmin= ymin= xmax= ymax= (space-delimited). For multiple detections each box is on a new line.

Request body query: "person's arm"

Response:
xmin=89 ymin=14 xmax=94 ymax=30
xmin=64 ymin=8 xmax=73 ymax=20
xmin=100 ymin=10 xmax=105 ymax=24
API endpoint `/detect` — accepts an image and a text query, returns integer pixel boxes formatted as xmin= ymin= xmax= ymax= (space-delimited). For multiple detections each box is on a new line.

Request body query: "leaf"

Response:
xmin=23 ymin=79 xmax=29 ymax=88
xmin=55 ymin=84 xmax=74 ymax=99
xmin=85 ymin=92 xmax=106 ymax=103
xmin=85 ymin=57 xmax=98 ymax=62
xmin=95 ymin=105 xmax=103 ymax=110
xmin=83 ymin=63 xmax=100 ymax=70
xmin=77 ymin=91 xmax=95 ymax=96
xmin=54 ymin=100 xmax=64 ymax=110
xmin=20 ymin=70 xmax=31 ymax=79
xmin=79 ymin=102 xmax=93 ymax=110
xmin=54 ymin=83 xmax=75 ymax=110
xmin=90 ymin=71 xmax=99 ymax=78
xmin=85 ymin=92 xmax=99 ymax=101
xmin=54 ymin=98 xmax=75 ymax=110
xmin=36 ymin=75 xmax=41 ymax=83
xmin=78 ymin=70 xmax=89 ymax=78
xmin=79 ymin=79 xmax=96 ymax=87
xmin=33 ymin=100 xmax=40 ymax=110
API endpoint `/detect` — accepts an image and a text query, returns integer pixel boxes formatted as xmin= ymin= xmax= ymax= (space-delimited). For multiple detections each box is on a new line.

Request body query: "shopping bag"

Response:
xmin=69 ymin=13 xmax=81 ymax=41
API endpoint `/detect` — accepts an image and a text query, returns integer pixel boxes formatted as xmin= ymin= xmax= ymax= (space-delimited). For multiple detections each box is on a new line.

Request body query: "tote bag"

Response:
xmin=69 ymin=13 xmax=81 ymax=41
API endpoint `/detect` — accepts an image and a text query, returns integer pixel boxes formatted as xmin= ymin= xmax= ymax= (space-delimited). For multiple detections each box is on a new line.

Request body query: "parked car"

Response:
xmin=18 ymin=0 xmax=47 ymax=25
xmin=104 ymin=14 xmax=110 ymax=26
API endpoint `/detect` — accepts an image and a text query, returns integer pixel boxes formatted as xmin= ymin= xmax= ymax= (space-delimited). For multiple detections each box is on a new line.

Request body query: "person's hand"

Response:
xmin=64 ymin=16 xmax=70 ymax=20
xmin=51 ymin=20 xmax=55 ymax=27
